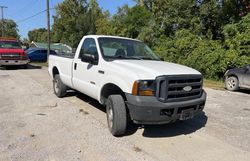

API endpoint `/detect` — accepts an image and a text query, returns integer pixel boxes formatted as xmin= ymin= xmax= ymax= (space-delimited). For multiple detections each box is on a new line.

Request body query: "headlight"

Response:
xmin=132 ymin=80 xmax=156 ymax=96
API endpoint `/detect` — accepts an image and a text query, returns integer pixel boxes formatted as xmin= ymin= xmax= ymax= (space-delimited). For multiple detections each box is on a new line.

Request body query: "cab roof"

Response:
xmin=85 ymin=35 xmax=141 ymax=42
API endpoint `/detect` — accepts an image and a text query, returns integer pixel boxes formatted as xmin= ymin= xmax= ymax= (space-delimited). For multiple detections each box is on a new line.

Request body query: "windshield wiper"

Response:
xmin=115 ymin=55 xmax=141 ymax=60
xmin=140 ymin=57 xmax=160 ymax=61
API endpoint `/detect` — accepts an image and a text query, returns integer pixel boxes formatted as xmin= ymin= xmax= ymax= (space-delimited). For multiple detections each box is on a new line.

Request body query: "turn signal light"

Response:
xmin=132 ymin=81 xmax=139 ymax=95
xmin=139 ymin=90 xmax=154 ymax=96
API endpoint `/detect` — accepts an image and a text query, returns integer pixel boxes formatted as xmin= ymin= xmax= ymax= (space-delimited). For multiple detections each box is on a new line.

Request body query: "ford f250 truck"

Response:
xmin=49 ymin=35 xmax=207 ymax=136
xmin=0 ymin=37 xmax=29 ymax=67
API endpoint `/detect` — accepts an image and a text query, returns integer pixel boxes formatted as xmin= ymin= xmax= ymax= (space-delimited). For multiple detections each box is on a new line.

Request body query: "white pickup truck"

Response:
xmin=49 ymin=35 xmax=206 ymax=136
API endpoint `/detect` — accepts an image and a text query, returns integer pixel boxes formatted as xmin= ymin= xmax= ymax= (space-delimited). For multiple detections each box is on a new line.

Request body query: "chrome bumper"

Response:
xmin=0 ymin=59 xmax=29 ymax=66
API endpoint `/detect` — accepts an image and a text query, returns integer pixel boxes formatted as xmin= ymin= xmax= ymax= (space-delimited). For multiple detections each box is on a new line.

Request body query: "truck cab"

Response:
xmin=0 ymin=37 xmax=29 ymax=67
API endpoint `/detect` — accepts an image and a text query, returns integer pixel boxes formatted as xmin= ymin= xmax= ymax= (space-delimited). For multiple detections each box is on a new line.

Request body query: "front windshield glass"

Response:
xmin=0 ymin=41 xmax=22 ymax=49
xmin=98 ymin=37 xmax=160 ymax=60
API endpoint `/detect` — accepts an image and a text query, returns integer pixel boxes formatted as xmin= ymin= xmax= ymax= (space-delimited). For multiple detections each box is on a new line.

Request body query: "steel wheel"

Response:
xmin=54 ymin=79 xmax=60 ymax=94
xmin=226 ymin=76 xmax=239 ymax=91
xmin=106 ymin=101 xmax=113 ymax=130
xmin=53 ymin=74 xmax=67 ymax=97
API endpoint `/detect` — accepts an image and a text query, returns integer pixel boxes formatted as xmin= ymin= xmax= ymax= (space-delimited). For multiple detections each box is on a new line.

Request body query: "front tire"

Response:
xmin=225 ymin=76 xmax=239 ymax=91
xmin=106 ymin=95 xmax=127 ymax=136
xmin=53 ymin=74 xmax=67 ymax=97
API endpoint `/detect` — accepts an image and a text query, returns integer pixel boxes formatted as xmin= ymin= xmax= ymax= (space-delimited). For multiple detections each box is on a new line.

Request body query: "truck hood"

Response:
xmin=0 ymin=48 xmax=24 ymax=53
xmin=109 ymin=60 xmax=201 ymax=79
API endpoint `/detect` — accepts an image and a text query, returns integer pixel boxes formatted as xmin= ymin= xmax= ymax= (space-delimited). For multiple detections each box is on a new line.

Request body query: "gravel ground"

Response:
xmin=0 ymin=66 xmax=250 ymax=161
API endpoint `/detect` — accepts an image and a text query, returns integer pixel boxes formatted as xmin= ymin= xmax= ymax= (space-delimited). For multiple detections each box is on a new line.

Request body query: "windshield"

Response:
xmin=98 ymin=37 xmax=160 ymax=60
xmin=0 ymin=41 xmax=22 ymax=49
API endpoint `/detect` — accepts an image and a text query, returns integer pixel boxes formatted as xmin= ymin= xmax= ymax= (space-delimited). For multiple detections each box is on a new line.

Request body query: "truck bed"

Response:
xmin=49 ymin=54 xmax=74 ymax=88
xmin=53 ymin=52 xmax=75 ymax=59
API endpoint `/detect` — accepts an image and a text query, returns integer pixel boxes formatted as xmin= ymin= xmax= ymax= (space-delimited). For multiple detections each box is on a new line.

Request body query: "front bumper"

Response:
xmin=0 ymin=59 xmax=29 ymax=66
xmin=125 ymin=90 xmax=207 ymax=124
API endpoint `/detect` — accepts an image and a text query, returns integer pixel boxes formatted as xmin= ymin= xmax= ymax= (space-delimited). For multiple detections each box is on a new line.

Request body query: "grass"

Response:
xmin=203 ymin=79 xmax=225 ymax=90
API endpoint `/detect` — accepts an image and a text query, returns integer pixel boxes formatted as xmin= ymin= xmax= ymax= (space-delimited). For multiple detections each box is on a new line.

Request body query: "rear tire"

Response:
xmin=53 ymin=74 xmax=67 ymax=97
xmin=225 ymin=76 xmax=239 ymax=91
xmin=106 ymin=95 xmax=127 ymax=136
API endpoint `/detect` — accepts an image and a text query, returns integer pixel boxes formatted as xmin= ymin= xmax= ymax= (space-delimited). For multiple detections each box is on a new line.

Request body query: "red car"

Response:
xmin=0 ymin=37 xmax=29 ymax=67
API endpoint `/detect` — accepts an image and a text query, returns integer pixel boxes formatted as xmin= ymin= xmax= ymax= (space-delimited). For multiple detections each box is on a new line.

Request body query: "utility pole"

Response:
xmin=46 ymin=0 xmax=50 ymax=61
xmin=0 ymin=5 xmax=7 ymax=37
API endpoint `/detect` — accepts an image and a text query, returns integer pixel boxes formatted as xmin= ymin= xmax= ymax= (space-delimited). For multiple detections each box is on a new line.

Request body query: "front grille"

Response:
xmin=1 ymin=53 xmax=21 ymax=59
xmin=156 ymin=75 xmax=203 ymax=103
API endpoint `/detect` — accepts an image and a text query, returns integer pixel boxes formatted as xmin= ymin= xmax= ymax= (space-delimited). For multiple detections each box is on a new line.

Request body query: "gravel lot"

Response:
xmin=0 ymin=66 xmax=250 ymax=161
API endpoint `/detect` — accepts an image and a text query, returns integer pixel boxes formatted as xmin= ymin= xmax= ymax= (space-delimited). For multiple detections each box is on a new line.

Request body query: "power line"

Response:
xmin=16 ymin=8 xmax=55 ymax=24
xmin=7 ymin=0 xmax=38 ymax=18
xmin=0 ymin=5 xmax=8 ymax=37
xmin=16 ymin=9 xmax=46 ymax=24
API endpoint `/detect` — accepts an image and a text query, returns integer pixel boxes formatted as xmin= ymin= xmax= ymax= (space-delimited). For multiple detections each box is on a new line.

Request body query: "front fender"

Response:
xmin=97 ymin=76 xmax=133 ymax=102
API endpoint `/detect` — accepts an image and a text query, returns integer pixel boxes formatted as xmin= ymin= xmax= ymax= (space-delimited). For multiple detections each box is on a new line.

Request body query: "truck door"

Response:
xmin=72 ymin=38 xmax=100 ymax=99
xmin=242 ymin=65 xmax=250 ymax=86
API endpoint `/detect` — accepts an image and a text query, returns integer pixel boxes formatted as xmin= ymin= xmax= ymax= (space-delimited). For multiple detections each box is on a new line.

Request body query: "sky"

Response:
xmin=0 ymin=0 xmax=135 ymax=39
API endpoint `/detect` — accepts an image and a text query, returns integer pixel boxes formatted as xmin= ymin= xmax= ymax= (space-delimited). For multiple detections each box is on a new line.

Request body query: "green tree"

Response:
xmin=124 ymin=5 xmax=152 ymax=38
xmin=134 ymin=0 xmax=153 ymax=11
xmin=111 ymin=5 xmax=130 ymax=37
xmin=110 ymin=5 xmax=152 ymax=39
xmin=151 ymin=0 xmax=201 ymax=36
xmin=223 ymin=13 xmax=250 ymax=67
xmin=95 ymin=11 xmax=115 ymax=35
xmin=52 ymin=0 xmax=90 ymax=48
xmin=28 ymin=28 xmax=47 ymax=42
xmin=88 ymin=0 xmax=103 ymax=34
xmin=0 ymin=19 xmax=19 ymax=39
xmin=52 ymin=0 xmax=105 ymax=48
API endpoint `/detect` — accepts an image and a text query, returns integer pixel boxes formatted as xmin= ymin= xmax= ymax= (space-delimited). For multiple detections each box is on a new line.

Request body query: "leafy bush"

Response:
xmin=153 ymin=14 xmax=250 ymax=80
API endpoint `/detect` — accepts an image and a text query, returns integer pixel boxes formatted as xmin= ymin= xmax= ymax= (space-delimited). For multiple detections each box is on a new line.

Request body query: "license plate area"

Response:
xmin=180 ymin=108 xmax=194 ymax=120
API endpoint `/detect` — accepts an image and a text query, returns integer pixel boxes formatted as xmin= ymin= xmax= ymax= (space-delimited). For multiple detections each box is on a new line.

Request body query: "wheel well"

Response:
xmin=227 ymin=74 xmax=238 ymax=80
xmin=52 ymin=67 xmax=59 ymax=78
xmin=100 ymin=83 xmax=126 ymax=105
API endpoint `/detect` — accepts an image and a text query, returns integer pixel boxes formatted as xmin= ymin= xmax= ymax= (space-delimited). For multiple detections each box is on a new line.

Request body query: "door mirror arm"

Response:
xmin=81 ymin=54 xmax=98 ymax=65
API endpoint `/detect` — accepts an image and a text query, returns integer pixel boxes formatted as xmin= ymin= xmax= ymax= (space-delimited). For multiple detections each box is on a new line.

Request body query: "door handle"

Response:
xmin=74 ymin=63 xmax=77 ymax=70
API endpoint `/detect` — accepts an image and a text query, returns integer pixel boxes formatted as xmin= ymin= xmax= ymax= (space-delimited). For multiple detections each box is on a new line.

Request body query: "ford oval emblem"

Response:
xmin=183 ymin=86 xmax=192 ymax=92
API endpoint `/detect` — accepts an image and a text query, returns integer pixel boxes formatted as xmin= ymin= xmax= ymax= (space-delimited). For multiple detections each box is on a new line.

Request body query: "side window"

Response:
xmin=79 ymin=38 xmax=98 ymax=59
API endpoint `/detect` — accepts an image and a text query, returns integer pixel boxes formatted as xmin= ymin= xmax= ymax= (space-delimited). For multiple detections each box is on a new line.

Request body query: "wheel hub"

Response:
xmin=107 ymin=103 xmax=113 ymax=129
xmin=227 ymin=79 xmax=236 ymax=89
xmin=54 ymin=79 xmax=59 ymax=93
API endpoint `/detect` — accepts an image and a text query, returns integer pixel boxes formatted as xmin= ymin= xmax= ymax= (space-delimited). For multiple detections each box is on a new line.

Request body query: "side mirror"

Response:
xmin=247 ymin=65 xmax=250 ymax=70
xmin=81 ymin=54 xmax=98 ymax=64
